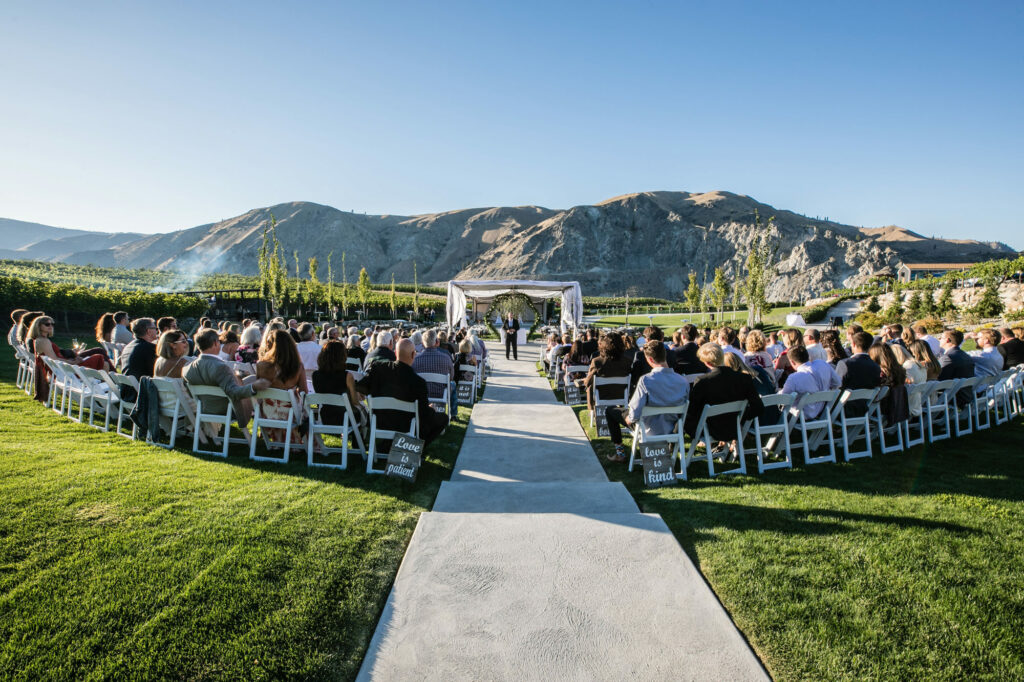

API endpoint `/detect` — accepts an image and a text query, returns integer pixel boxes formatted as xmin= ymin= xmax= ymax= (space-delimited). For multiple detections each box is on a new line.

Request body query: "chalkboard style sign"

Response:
xmin=564 ymin=382 xmax=583 ymax=406
xmin=386 ymin=434 xmax=424 ymax=482
xmin=456 ymin=381 xmax=475 ymax=406
xmin=595 ymin=410 xmax=610 ymax=437
xmin=640 ymin=442 xmax=677 ymax=487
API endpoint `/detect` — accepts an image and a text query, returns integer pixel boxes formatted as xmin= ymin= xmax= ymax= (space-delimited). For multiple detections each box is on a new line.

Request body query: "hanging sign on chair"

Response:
xmin=640 ymin=442 xmax=677 ymax=487
xmin=386 ymin=434 xmax=424 ymax=482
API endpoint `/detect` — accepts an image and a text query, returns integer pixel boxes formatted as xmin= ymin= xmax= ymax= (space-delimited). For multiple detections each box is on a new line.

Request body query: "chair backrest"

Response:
xmin=593 ymin=376 xmax=629 ymax=402
xmin=367 ymin=396 xmax=417 ymax=415
xmin=566 ymin=364 xmax=589 ymax=376
xmin=76 ymin=366 xmax=108 ymax=393
xmin=346 ymin=357 xmax=362 ymax=372
xmin=108 ymin=371 xmax=141 ymax=393
xmin=640 ymin=404 xmax=687 ymax=418
xmin=304 ymin=391 xmax=346 ymax=411
xmin=958 ymin=376 xmax=980 ymax=391
xmin=187 ymin=383 xmax=231 ymax=414
xmin=254 ymin=387 xmax=301 ymax=406
xmin=700 ymin=399 xmax=749 ymax=419
xmin=418 ymin=372 xmax=451 ymax=391
xmin=150 ymin=376 xmax=183 ymax=417
xmin=796 ymin=389 xmax=840 ymax=418
xmin=760 ymin=393 xmax=795 ymax=410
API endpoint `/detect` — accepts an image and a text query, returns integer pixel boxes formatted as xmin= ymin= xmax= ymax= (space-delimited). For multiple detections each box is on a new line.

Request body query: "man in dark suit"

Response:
xmin=684 ymin=342 xmax=764 ymax=442
xmin=938 ymin=329 xmax=976 ymax=407
xmin=671 ymin=323 xmax=704 ymax=376
xmin=835 ymin=330 xmax=881 ymax=416
xmin=117 ymin=317 xmax=159 ymax=380
xmin=356 ymin=339 xmax=449 ymax=444
xmin=502 ymin=313 xmax=520 ymax=360
xmin=630 ymin=326 xmax=678 ymax=397
xmin=580 ymin=328 xmax=599 ymax=359
xmin=997 ymin=327 xmax=1024 ymax=369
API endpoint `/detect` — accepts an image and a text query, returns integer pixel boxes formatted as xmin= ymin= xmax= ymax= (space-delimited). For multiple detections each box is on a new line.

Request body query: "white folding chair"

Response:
xmin=903 ymin=382 xmax=931 ymax=448
xmin=346 ymin=356 xmax=362 ymax=373
xmin=15 ymin=345 xmax=34 ymax=393
xmin=150 ymin=376 xmax=197 ymax=449
xmin=627 ymin=403 xmax=688 ymax=473
xmin=563 ymin=365 xmax=589 ymax=406
xmin=56 ymin=360 xmax=91 ymax=423
xmin=835 ymin=387 xmax=881 ymax=461
xmin=40 ymin=356 xmax=69 ymax=415
xmin=925 ymin=379 xmax=958 ymax=442
xmin=953 ymin=377 xmax=978 ymax=437
xmin=249 ymin=388 xmax=303 ymax=463
xmin=591 ymin=376 xmax=630 ymax=430
xmin=304 ymin=392 xmax=366 ymax=469
xmin=188 ymin=384 xmax=251 ymax=458
xmin=106 ymin=371 xmax=140 ymax=439
xmin=419 ymin=372 xmax=452 ymax=417
xmin=366 ymin=396 xmax=419 ymax=475
xmin=751 ymin=393 xmax=795 ymax=474
xmin=680 ymin=400 xmax=748 ymax=480
xmin=683 ymin=373 xmax=705 ymax=384
xmin=792 ymin=389 xmax=840 ymax=465
xmin=972 ymin=376 xmax=997 ymax=431
xmin=869 ymin=386 xmax=905 ymax=455
xmin=76 ymin=366 xmax=118 ymax=431
xmin=992 ymin=370 xmax=1016 ymax=425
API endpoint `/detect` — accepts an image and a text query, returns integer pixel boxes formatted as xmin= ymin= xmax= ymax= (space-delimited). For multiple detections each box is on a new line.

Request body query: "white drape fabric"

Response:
xmin=446 ymin=280 xmax=583 ymax=333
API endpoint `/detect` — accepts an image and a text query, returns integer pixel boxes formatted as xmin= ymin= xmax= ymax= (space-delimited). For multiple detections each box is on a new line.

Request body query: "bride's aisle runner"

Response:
xmin=358 ymin=342 xmax=768 ymax=681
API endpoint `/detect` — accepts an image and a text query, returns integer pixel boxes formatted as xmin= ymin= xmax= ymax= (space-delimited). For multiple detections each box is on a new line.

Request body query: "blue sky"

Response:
xmin=2 ymin=1 xmax=1022 ymax=247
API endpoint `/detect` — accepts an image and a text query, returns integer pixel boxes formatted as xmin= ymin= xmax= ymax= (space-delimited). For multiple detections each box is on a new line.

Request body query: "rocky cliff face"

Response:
xmin=54 ymin=191 xmax=1014 ymax=300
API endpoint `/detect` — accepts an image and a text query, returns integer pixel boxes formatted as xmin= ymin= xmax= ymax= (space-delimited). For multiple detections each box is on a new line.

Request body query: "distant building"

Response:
xmin=896 ymin=262 xmax=981 ymax=283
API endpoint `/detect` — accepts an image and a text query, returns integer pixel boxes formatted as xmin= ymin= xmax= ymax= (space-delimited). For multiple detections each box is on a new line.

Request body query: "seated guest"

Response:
xmin=909 ymin=339 xmax=941 ymax=382
xmin=410 ymin=330 xmax=424 ymax=354
xmin=912 ymin=322 xmax=942 ymax=357
xmin=112 ymin=311 xmax=134 ymax=344
xmin=218 ymin=330 xmax=240 ymax=363
xmin=780 ymin=346 xmax=838 ymax=419
xmin=287 ymin=319 xmax=301 ymax=342
xmin=311 ymin=340 xmax=364 ymax=428
xmin=623 ymin=334 xmax=638 ymax=364
xmin=804 ymin=328 xmax=827 ymax=362
xmin=365 ymin=331 xmax=396 ymax=366
xmin=580 ymin=328 xmax=599 ymax=360
xmin=968 ymin=328 xmax=1004 ymax=378
xmin=8 ymin=308 xmax=28 ymax=346
xmin=154 ymin=330 xmax=190 ymax=378
xmin=672 ymin=324 xmax=703 ymax=375
xmin=94 ymin=312 xmax=115 ymax=346
xmin=361 ymin=327 xmax=373 ymax=351
xmin=717 ymin=327 xmax=745 ymax=362
xmin=562 ymin=338 xmax=591 ymax=384
xmin=774 ymin=328 xmax=804 ymax=388
xmin=723 ymin=352 xmax=774 ymax=396
xmin=842 ymin=323 xmax=863 ymax=357
xmin=542 ymin=333 xmax=559 ymax=372
xmin=356 ymin=339 xmax=449 ymax=445
xmin=883 ymin=323 xmax=906 ymax=348
xmin=938 ymin=329 xmax=975 ymax=407
xmin=869 ymin=341 xmax=910 ymax=426
xmin=294 ymin=322 xmax=321 ymax=374
xmin=684 ymin=343 xmax=764 ymax=445
xmin=743 ymin=329 xmax=774 ymax=371
xmin=894 ymin=342 xmax=927 ymax=417
xmin=236 ymin=325 xmax=262 ymax=363
xmin=412 ymin=329 xmax=456 ymax=415
xmin=255 ymin=329 xmax=308 ymax=444
xmin=766 ymin=331 xmax=784 ymax=359
xmin=28 ymin=315 xmax=111 ymax=402
xmin=820 ymin=329 xmax=848 ymax=366
xmin=584 ymin=332 xmax=631 ymax=411
xmin=184 ymin=328 xmax=270 ymax=429
xmin=998 ymin=327 xmax=1024 ymax=369
xmin=454 ymin=338 xmax=478 ymax=382
xmin=630 ymin=326 xmax=675 ymax=395
xmin=18 ymin=311 xmax=44 ymax=346
xmin=605 ymin=340 xmax=689 ymax=462
xmin=118 ymin=317 xmax=160 ymax=380
xmin=835 ymin=331 xmax=881 ymax=416
xmin=437 ymin=330 xmax=457 ymax=359
xmin=346 ymin=334 xmax=367 ymax=365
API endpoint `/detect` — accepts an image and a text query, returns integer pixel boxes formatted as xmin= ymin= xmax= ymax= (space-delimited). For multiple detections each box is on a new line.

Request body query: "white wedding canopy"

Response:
xmin=446 ymin=279 xmax=584 ymax=333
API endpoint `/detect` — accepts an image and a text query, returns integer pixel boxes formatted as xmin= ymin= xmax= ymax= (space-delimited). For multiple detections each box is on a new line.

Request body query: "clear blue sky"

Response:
xmin=2 ymin=1 xmax=1022 ymax=247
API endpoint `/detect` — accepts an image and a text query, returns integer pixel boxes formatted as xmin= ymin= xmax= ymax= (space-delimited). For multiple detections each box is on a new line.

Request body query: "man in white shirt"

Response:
xmin=912 ymin=323 xmax=942 ymax=357
xmin=766 ymin=331 xmax=785 ymax=359
xmin=780 ymin=346 xmax=839 ymax=419
xmin=804 ymin=328 xmax=828 ymax=363
xmin=294 ymin=322 xmax=321 ymax=374
xmin=969 ymin=328 xmax=1003 ymax=378
xmin=717 ymin=328 xmax=746 ymax=362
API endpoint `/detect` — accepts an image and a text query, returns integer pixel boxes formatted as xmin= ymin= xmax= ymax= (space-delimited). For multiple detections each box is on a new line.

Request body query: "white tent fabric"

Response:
xmin=446 ymin=280 xmax=584 ymax=333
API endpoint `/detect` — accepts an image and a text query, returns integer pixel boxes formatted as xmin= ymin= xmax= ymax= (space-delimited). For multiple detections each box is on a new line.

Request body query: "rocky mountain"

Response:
xmin=12 ymin=191 xmax=1016 ymax=299
xmin=0 ymin=218 xmax=141 ymax=261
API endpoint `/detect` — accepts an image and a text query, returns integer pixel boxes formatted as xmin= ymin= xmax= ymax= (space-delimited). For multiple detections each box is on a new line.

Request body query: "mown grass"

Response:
xmin=0 ymin=340 xmax=470 ymax=680
xmin=541 ymin=362 xmax=1024 ymax=681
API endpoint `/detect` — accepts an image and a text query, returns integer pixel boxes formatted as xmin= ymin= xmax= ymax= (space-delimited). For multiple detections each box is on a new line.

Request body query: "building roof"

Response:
xmin=899 ymin=262 xmax=981 ymax=270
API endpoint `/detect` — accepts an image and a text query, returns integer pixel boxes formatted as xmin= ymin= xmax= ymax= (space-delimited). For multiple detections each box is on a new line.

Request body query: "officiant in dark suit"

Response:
xmin=502 ymin=312 xmax=520 ymax=360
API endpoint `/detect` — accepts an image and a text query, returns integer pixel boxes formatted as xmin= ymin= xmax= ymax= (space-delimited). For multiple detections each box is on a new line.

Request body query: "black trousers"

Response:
xmin=505 ymin=332 xmax=518 ymax=359
xmin=605 ymin=406 xmax=629 ymax=445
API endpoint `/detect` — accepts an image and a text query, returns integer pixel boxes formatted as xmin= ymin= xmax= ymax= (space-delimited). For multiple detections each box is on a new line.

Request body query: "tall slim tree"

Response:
xmin=937 ymin=277 xmax=956 ymax=317
xmin=711 ymin=267 xmax=730 ymax=320
xmin=685 ymin=272 xmax=701 ymax=314
xmin=732 ymin=273 xmax=744 ymax=322
xmin=744 ymin=210 xmax=777 ymax=326
xmin=293 ymin=250 xmax=301 ymax=314
xmin=357 ymin=267 xmax=371 ymax=316
xmin=390 ymin=274 xmax=397 ymax=317
xmin=341 ymin=252 xmax=349 ymax=316
xmin=326 ymin=251 xmax=334 ymax=315
xmin=258 ymin=223 xmax=270 ymax=316
xmin=413 ymin=261 xmax=420 ymax=316
xmin=307 ymin=256 xmax=320 ymax=308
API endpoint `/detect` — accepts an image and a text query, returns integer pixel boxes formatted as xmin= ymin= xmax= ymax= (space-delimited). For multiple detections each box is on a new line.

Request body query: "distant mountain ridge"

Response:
xmin=2 ymin=192 xmax=1015 ymax=299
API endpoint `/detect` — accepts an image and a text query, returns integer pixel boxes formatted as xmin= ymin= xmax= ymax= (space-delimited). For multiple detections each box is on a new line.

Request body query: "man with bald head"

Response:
xmin=357 ymin=338 xmax=450 ymax=445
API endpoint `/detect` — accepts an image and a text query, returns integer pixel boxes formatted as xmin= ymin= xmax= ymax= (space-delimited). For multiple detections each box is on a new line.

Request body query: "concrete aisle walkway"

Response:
xmin=358 ymin=342 xmax=768 ymax=681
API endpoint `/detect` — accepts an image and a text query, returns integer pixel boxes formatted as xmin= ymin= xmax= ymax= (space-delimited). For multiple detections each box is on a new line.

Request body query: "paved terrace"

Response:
xmin=358 ymin=341 xmax=768 ymax=681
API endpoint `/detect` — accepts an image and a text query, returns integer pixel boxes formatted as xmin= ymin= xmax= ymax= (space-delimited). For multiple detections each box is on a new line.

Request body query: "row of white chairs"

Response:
xmin=17 ymin=352 xmax=464 ymax=474
xmin=569 ymin=365 xmax=1024 ymax=480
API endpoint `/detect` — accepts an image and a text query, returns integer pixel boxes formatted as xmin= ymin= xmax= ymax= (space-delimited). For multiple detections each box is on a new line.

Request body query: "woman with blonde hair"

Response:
xmin=909 ymin=339 xmax=941 ymax=382
xmin=154 ymin=330 xmax=190 ymax=378
xmin=255 ymin=329 xmax=307 ymax=444
xmin=743 ymin=329 xmax=773 ymax=371
xmin=28 ymin=315 xmax=111 ymax=402
xmin=773 ymin=328 xmax=804 ymax=388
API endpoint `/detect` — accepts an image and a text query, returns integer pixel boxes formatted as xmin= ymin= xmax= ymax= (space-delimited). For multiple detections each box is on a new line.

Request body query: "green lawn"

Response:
xmin=0 ymin=340 xmax=470 ymax=680
xmin=594 ymin=305 xmax=802 ymax=331
xmin=541 ymin=363 xmax=1024 ymax=681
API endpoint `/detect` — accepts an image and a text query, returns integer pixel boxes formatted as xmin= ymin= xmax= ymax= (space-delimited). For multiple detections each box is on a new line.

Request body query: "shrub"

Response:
xmin=855 ymin=311 xmax=884 ymax=332
xmin=911 ymin=316 xmax=946 ymax=334
xmin=865 ymin=295 xmax=881 ymax=314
